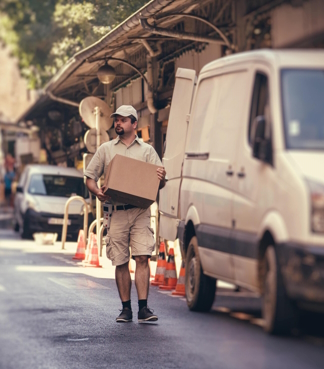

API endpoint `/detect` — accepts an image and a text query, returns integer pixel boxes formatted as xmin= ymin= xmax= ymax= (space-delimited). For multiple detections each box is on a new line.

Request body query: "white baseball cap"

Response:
xmin=110 ymin=105 xmax=138 ymax=120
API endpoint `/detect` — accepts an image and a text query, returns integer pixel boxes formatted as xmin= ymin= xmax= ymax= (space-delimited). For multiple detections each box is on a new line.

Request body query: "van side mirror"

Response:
xmin=252 ymin=116 xmax=272 ymax=165
xmin=16 ymin=186 xmax=23 ymax=193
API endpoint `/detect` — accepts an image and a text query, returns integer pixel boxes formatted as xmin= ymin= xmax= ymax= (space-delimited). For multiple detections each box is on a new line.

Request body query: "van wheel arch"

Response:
xmin=183 ymin=221 xmax=196 ymax=258
xmin=258 ymin=230 xmax=275 ymax=294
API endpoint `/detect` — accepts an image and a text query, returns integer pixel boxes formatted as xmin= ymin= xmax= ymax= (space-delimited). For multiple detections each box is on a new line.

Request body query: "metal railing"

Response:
xmin=61 ymin=196 xmax=89 ymax=250
xmin=87 ymin=217 xmax=105 ymax=256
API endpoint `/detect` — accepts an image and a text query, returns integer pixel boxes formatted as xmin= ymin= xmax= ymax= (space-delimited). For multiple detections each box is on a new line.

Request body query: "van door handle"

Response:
xmin=237 ymin=172 xmax=245 ymax=178
xmin=226 ymin=170 xmax=234 ymax=176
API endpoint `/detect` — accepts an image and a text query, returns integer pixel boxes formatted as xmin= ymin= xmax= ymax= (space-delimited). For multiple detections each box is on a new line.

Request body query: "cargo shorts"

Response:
xmin=105 ymin=207 xmax=155 ymax=266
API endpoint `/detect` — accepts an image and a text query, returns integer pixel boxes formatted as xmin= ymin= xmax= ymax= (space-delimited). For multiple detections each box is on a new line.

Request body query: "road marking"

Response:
xmin=0 ymin=285 xmax=6 ymax=292
xmin=51 ymin=255 xmax=77 ymax=265
xmin=157 ymin=290 xmax=172 ymax=295
xmin=250 ymin=318 xmax=264 ymax=328
xmin=0 ymin=214 xmax=13 ymax=220
xmin=212 ymin=306 xmax=231 ymax=313
xmin=66 ymin=338 xmax=89 ymax=342
xmin=230 ymin=312 xmax=254 ymax=321
xmin=217 ymin=291 xmax=259 ymax=298
xmin=48 ymin=277 xmax=109 ymax=290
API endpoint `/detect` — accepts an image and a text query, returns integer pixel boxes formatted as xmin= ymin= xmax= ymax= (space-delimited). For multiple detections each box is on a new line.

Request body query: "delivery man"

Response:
xmin=84 ymin=105 xmax=166 ymax=323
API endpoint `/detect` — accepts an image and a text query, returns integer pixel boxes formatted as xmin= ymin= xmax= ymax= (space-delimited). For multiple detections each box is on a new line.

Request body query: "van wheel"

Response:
xmin=185 ymin=236 xmax=216 ymax=312
xmin=262 ymin=245 xmax=299 ymax=335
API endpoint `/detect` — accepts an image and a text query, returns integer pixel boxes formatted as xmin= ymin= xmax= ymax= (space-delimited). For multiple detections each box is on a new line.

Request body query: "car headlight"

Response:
xmin=307 ymin=180 xmax=324 ymax=234
xmin=27 ymin=198 xmax=41 ymax=212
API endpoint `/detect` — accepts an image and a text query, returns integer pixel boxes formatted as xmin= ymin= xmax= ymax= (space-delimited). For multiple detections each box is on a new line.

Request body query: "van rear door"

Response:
xmin=159 ymin=68 xmax=197 ymax=241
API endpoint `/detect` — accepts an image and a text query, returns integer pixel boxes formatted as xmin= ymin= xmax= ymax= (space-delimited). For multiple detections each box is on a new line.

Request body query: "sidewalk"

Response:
xmin=0 ymin=204 xmax=14 ymax=229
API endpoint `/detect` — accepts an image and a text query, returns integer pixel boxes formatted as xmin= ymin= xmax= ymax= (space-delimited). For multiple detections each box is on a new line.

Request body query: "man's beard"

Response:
xmin=115 ymin=126 xmax=124 ymax=136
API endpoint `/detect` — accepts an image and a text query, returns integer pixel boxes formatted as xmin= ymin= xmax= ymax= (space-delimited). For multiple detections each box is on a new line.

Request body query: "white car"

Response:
xmin=14 ymin=164 xmax=92 ymax=240
xmin=159 ymin=50 xmax=324 ymax=334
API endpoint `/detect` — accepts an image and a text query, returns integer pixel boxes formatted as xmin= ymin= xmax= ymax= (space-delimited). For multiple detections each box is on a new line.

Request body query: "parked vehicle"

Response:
xmin=14 ymin=164 xmax=92 ymax=240
xmin=159 ymin=50 xmax=324 ymax=334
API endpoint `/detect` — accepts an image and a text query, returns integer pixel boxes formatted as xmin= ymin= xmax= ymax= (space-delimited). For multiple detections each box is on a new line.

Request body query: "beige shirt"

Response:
xmin=84 ymin=135 xmax=162 ymax=204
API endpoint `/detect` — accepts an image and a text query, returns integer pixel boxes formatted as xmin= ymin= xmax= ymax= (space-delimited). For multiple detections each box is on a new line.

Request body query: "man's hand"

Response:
xmin=96 ymin=186 xmax=111 ymax=202
xmin=86 ymin=178 xmax=111 ymax=202
xmin=157 ymin=167 xmax=166 ymax=189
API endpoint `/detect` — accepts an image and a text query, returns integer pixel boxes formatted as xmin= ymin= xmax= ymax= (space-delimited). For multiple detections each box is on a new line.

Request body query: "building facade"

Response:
xmin=17 ymin=0 xmax=324 ymax=166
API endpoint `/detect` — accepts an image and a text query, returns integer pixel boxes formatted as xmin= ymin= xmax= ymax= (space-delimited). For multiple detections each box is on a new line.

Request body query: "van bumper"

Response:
xmin=24 ymin=208 xmax=93 ymax=237
xmin=278 ymin=242 xmax=324 ymax=307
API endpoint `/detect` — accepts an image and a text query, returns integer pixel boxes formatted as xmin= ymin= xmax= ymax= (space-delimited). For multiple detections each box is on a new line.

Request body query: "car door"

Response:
xmin=183 ymin=67 xmax=251 ymax=281
xmin=231 ymin=65 xmax=277 ymax=290
xmin=159 ymin=68 xmax=197 ymax=241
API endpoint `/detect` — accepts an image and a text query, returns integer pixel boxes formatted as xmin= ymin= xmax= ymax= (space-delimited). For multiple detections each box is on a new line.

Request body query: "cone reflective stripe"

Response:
xmin=73 ymin=229 xmax=86 ymax=260
xmin=84 ymin=234 xmax=102 ymax=268
xmin=151 ymin=242 xmax=167 ymax=286
xmin=172 ymin=260 xmax=186 ymax=296
xmin=159 ymin=248 xmax=177 ymax=290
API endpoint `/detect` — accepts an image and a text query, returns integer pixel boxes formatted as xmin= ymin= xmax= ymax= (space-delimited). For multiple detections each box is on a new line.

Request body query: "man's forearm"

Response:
xmin=86 ymin=178 xmax=99 ymax=196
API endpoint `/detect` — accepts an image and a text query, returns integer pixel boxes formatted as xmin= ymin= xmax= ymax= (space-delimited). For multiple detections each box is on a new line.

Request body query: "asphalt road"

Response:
xmin=0 ymin=229 xmax=324 ymax=369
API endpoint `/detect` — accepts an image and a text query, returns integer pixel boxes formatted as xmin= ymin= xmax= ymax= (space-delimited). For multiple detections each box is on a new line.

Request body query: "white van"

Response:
xmin=159 ymin=50 xmax=324 ymax=334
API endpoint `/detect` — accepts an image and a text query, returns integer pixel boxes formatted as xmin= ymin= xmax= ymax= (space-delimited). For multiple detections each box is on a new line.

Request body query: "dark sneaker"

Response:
xmin=116 ymin=308 xmax=132 ymax=323
xmin=138 ymin=307 xmax=158 ymax=322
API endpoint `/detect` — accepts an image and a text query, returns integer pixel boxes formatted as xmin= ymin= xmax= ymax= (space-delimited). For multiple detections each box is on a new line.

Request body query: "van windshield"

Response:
xmin=281 ymin=69 xmax=324 ymax=150
xmin=28 ymin=174 xmax=89 ymax=198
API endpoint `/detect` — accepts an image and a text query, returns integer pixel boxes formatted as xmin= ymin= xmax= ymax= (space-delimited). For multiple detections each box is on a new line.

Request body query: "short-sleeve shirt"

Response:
xmin=84 ymin=135 xmax=162 ymax=204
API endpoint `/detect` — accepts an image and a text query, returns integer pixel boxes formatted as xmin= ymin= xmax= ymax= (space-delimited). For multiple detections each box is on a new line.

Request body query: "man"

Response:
xmin=84 ymin=105 xmax=166 ymax=323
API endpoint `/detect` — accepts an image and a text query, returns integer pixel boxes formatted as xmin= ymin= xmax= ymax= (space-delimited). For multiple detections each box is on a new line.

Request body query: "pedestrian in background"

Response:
xmin=4 ymin=154 xmax=15 ymax=207
xmin=4 ymin=170 xmax=15 ymax=206
xmin=85 ymin=105 xmax=166 ymax=323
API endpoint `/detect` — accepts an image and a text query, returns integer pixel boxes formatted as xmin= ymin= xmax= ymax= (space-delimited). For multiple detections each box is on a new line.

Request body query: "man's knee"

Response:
xmin=116 ymin=261 xmax=129 ymax=271
xmin=134 ymin=255 xmax=149 ymax=265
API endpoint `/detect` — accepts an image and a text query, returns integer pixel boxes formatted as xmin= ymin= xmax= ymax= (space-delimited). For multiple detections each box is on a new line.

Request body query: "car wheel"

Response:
xmin=14 ymin=222 xmax=19 ymax=232
xmin=19 ymin=218 xmax=32 ymax=239
xmin=185 ymin=236 xmax=216 ymax=312
xmin=262 ymin=245 xmax=299 ymax=335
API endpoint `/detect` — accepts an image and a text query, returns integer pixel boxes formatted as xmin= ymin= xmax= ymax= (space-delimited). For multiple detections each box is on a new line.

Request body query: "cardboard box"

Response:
xmin=103 ymin=154 xmax=161 ymax=208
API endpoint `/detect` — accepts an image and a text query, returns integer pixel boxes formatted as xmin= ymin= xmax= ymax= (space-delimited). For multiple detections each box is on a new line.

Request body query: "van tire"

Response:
xmin=262 ymin=245 xmax=299 ymax=335
xmin=185 ymin=236 xmax=216 ymax=312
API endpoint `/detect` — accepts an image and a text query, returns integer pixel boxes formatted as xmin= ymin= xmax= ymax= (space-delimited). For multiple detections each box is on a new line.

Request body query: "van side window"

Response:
xmin=186 ymin=77 xmax=220 ymax=153
xmin=249 ymin=73 xmax=269 ymax=145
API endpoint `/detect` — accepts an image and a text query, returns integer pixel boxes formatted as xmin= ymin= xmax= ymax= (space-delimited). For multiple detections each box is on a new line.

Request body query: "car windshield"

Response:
xmin=28 ymin=174 xmax=89 ymax=198
xmin=281 ymin=69 xmax=324 ymax=150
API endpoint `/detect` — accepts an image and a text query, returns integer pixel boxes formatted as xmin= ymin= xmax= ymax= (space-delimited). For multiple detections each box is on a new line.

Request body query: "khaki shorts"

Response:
xmin=105 ymin=207 xmax=155 ymax=266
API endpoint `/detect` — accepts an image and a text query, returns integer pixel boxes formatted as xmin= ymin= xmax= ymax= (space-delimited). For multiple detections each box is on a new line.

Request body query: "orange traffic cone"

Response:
xmin=172 ymin=260 xmax=186 ymax=296
xmin=73 ymin=229 xmax=86 ymax=260
xmin=83 ymin=233 xmax=93 ymax=264
xmin=151 ymin=242 xmax=167 ymax=286
xmin=84 ymin=234 xmax=102 ymax=268
xmin=159 ymin=248 xmax=177 ymax=290
xmin=129 ymin=259 xmax=135 ymax=273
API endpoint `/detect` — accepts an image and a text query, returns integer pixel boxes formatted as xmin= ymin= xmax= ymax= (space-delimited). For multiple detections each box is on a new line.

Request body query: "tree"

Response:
xmin=0 ymin=0 xmax=148 ymax=88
